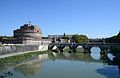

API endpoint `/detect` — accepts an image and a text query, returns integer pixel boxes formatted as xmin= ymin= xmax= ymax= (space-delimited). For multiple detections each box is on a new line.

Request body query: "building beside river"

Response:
xmin=0 ymin=22 xmax=51 ymax=44
xmin=14 ymin=23 xmax=51 ymax=44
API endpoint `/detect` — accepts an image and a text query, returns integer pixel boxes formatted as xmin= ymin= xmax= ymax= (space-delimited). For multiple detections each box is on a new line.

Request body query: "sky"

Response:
xmin=0 ymin=0 xmax=120 ymax=38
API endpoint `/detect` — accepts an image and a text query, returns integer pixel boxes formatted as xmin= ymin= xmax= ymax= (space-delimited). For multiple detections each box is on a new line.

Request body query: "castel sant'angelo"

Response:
xmin=13 ymin=22 xmax=50 ymax=44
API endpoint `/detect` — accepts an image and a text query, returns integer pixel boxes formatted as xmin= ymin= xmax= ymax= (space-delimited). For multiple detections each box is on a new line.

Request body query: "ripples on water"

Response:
xmin=0 ymin=48 xmax=120 ymax=78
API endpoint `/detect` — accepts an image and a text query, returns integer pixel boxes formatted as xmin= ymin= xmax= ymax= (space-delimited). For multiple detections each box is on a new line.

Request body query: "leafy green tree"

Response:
xmin=105 ymin=31 xmax=120 ymax=43
xmin=72 ymin=34 xmax=88 ymax=43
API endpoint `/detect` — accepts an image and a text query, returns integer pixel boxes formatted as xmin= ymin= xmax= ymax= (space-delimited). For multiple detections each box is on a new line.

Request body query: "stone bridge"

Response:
xmin=48 ymin=43 xmax=120 ymax=53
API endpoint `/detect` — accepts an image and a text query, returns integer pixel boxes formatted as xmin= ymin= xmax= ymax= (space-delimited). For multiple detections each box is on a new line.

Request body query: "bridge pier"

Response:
xmin=69 ymin=45 xmax=77 ymax=53
xmin=57 ymin=45 xmax=64 ymax=52
xmin=100 ymin=47 xmax=108 ymax=54
xmin=48 ymin=45 xmax=53 ymax=50
xmin=82 ymin=46 xmax=91 ymax=53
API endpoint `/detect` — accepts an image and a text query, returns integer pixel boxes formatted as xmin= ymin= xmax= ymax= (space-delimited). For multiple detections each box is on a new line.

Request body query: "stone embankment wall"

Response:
xmin=0 ymin=44 xmax=48 ymax=55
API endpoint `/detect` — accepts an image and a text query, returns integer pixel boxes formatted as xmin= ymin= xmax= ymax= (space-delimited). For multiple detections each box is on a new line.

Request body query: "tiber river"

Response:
xmin=0 ymin=47 xmax=120 ymax=78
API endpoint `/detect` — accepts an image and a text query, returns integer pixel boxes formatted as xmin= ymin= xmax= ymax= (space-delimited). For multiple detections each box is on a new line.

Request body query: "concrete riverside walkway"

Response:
xmin=0 ymin=50 xmax=40 ymax=59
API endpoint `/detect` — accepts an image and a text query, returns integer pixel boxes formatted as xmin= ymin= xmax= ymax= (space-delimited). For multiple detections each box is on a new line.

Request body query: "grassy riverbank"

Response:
xmin=0 ymin=51 xmax=51 ymax=70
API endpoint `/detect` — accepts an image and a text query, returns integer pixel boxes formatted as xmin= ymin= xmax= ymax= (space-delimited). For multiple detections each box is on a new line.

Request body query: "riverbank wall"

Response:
xmin=0 ymin=44 xmax=48 ymax=56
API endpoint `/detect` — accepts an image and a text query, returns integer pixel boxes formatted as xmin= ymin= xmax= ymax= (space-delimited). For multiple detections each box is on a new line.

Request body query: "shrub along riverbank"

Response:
xmin=0 ymin=51 xmax=51 ymax=70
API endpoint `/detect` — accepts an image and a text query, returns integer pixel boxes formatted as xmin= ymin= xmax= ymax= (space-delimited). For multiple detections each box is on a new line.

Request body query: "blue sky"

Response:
xmin=0 ymin=0 xmax=120 ymax=38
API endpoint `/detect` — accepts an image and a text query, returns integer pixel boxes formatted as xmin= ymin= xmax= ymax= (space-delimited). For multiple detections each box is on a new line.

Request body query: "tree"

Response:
xmin=105 ymin=31 xmax=120 ymax=43
xmin=63 ymin=33 xmax=66 ymax=38
xmin=0 ymin=36 xmax=2 ymax=42
xmin=72 ymin=34 xmax=78 ymax=43
xmin=62 ymin=33 xmax=69 ymax=39
xmin=72 ymin=34 xmax=88 ymax=43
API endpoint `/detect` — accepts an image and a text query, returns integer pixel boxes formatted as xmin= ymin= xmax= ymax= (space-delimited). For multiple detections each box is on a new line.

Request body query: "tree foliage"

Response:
xmin=61 ymin=33 xmax=69 ymax=39
xmin=72 ymin=34 xmax=88 ymax=43
xmin=42 ymin=37 xmax=48 ymax=39
xmin=63 ymin=33 xmax=66 ymax=38
xmin=105 ymin=32 xmax=120 ymax=43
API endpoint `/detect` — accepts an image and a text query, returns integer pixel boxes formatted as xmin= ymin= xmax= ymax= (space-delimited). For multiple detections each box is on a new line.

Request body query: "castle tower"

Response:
xmin=13 ymin=23 xmax=42 ymax=43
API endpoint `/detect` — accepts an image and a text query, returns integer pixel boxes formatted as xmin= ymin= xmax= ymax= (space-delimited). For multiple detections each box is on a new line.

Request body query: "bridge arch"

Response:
xmin=51 ymin=45 xmax=60 ymax=52
xmin=48 ymin=43 xmax=120 ymax=53
xmin=63 ymin=46 xmax=71 ymax=52
xmin=75 ymin=45 xmax=84 ymax=52
xmin=90 ymin=46 xmax=108 ymax=54
xmin=90 ymin=46 xmax=101 ymax=52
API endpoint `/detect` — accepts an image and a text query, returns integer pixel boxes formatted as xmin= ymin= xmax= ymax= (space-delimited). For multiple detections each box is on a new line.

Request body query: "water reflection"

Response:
xmin=1 ymin=53 xmax=104 ymax=78
xmin=106 ymin=53 xmax=120 ymax=74
xmin=49 ymin=52 xmax=93 ymax=62
xmin=14 ymin=54 xmax=49 ymax=77
xmin=0 ymin=68 xmax=13 ymax=78
xmin=96 ymin=67 xmax=120 ymax=78
xmin=14 ymin=62 xmax=41 ymax=77
xmin=107 ymin=53 xmax=115 ymax=61
xmin=0 ymin=51 xmax=120 ymax=78
xmin=90 ymin=47 xmax=101 ymax=60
